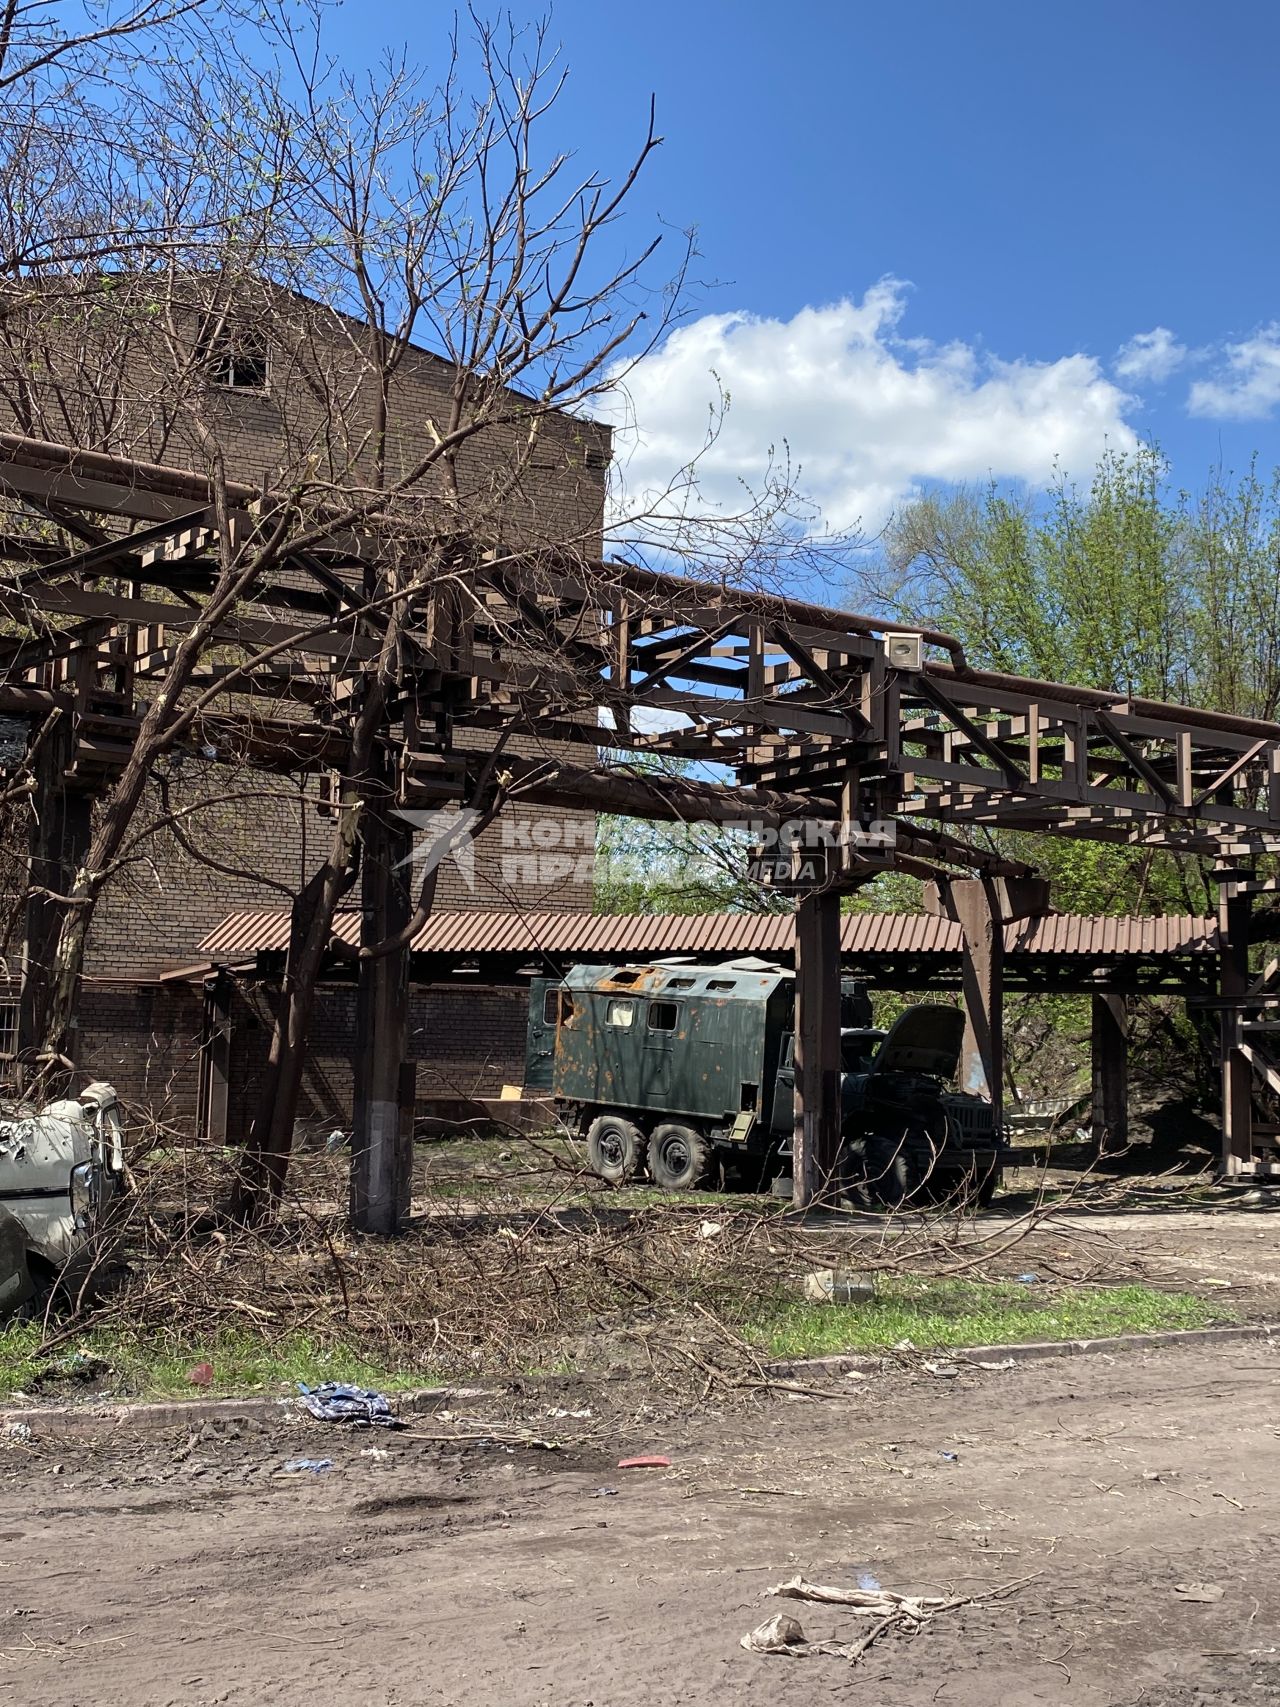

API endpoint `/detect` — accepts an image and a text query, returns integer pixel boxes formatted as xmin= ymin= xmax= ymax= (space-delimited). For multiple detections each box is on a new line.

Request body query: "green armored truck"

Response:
xmin=525 ymin=957 xmax=1005 ymax=1203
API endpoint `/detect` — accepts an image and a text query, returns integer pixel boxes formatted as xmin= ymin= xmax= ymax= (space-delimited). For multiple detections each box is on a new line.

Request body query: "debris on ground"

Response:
xmin=924 ymin=1361 xmax=960 ymax=1378
xmin=742 ymin=1572 xmax=1038 ymax=1666
xmin=27 ymin=1351 xmax=110 ymax=1392
xmin=618 ymin=1454 xmax=671 ymax=1469
xmin=803 ymin=1268 xmax=876 ymax=1305
xmin=1175 ymin=1581 xmax=1226 ymax=1602
xmin=186 ymin=1361 xmax=214 ymax=1387
xmin=741 ymin=1612 xmax=812 ymax=1655
xmin=279 ymin=1457 xmax=333 ymax=1475
xmin=298 ymin=1382 xmax=401 ymax=1427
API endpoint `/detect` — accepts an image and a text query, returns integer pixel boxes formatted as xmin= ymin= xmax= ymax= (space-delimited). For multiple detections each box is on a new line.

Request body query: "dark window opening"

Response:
xmin=740 ymin=1082 xmax=758 ymax=1111
xmin=542 ymin=987 xmax=573 ymax=1026
xmin=707 ymin=978 xmax=735 ymax=991
xmin=666 ymin=976 xmax=695 ymax=990
xmin=199 ymin=319 xmax=270 ymax=392
xmin=648 ymin=1000 xmax=679 ymax=1032
xmin=0 ymin=999 xmax=16 ymax=1058
xmin=609 ymin=970 xmax=641 ymax=986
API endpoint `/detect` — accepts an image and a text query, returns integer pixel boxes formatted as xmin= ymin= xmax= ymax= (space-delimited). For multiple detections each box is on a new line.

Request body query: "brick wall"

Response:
xmin=76 ymin=983 xmax=206 ymax=1129
xmin=0 ymin=286 xmax=608 ymax=1124
xmin=224 ymin=979 xmax=530 ymax=1137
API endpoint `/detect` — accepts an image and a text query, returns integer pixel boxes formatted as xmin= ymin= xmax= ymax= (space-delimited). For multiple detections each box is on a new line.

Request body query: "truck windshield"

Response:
xmin=841 ymin=1036 xmax=880 ymax=1072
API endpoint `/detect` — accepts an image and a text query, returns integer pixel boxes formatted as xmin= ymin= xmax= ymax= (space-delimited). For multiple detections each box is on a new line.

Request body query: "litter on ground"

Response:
xmin=742 ymin=1572 xmax=1039 ymax=1666
xmin=298 ymin=1382 xmax=401 ymax=1427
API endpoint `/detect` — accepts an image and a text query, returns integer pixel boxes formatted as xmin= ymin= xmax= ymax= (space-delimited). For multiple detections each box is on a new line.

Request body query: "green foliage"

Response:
xmin=0 ymin=1323 xmax=439 ymax=1402
xmin=876 ymin=446 xmax=1280 ymax=921
xmin=741 ymin=1275 xmax=1227 ymax=1359
xmin=593 ymin=751 xmax=795 ymax=916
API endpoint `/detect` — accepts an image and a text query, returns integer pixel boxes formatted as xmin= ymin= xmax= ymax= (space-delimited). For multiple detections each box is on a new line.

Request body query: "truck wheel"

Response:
xmin=647 ymin=1123 xmax=711 ymax=1191
xmin=972 ymin=1158 xmax=1002 ymax=1209
xmin=865 ymin=1135 xmax=916 ymax=1208
xmin=586 ymin=1114 xmax=645 ymax=1184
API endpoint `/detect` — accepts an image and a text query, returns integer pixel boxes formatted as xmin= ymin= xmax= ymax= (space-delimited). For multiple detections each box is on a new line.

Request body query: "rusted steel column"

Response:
xmin=350 ymin=779 xmax=414 ymax=1234
xmin=1216 ymin=868 xmax=1254 ymax=1177
xmin=17 ymin=712 xmax=92 ymax=1085
xmin=198 ymin=972 xmax=233 ymax=1145
xmin=952 ymin=878 xmax=1004 ymax=1134
xmin=1090 ymin=994 xmax=1128 ymax=1155
xmin=792 ymin=886 xmax=842 ymax=1209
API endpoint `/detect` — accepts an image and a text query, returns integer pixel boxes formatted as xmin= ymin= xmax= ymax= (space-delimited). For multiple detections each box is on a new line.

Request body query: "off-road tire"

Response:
xmin=861 ymin=1134 xmax=941 ymax=1209
xmin=972 ymin=1157 xmax=1002 ymax=1209
xmin=647 ymin=1123 xmax=712 ymax=1191
xmin=585 ymin=1113 xmax=645 ymax=1184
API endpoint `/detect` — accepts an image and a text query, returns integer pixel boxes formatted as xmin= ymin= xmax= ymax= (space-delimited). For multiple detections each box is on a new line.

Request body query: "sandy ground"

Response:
xmin=5 ymin=1331 xmax=1280 ymax=1707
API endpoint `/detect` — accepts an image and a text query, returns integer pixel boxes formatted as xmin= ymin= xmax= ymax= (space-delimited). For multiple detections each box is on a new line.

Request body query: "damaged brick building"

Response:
xmin=0 ymin=286 xmax=608 ymax=1135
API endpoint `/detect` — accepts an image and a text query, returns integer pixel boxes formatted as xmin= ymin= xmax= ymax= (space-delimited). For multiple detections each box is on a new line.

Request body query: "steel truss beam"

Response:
xmin=1 ymin=434 xmax=1279 ymax=871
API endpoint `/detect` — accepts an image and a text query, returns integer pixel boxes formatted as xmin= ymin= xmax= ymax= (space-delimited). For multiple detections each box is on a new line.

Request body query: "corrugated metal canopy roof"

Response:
xmin=196 ymin=908 xmax=1218 ymax=961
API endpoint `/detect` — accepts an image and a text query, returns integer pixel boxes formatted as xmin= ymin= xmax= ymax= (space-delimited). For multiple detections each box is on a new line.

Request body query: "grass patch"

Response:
xmin=741 ymin=1277 xmax=1232 ymax=1360
xmin=0 ymin=1323 xmax=443 ymax=1404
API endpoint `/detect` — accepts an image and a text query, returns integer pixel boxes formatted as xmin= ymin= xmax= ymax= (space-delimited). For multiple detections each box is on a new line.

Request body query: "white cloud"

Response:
xmin=1188 ymin=324 xmax=1280 ymax=420
xmin=604 ymin=280 xmax=1139 ymax=536
xmin=1114 ymin=326 xmax=1187 ymax=384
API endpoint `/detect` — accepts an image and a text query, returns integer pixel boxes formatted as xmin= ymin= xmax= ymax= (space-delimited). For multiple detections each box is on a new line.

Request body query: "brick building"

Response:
xmin=0 ymin=285 xmax=608 ymax=1132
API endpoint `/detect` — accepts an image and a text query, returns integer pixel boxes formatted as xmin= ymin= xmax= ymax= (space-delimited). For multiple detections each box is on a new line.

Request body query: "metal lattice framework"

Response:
xmin=2 ymin=433 xmax=1280 ymax=864
xmin=2 ymin=433 xmax=1279 ymax=1203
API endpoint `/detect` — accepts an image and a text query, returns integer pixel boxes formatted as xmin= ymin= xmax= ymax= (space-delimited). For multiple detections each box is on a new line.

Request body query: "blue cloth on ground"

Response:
xmin=297 ymin=1381 xmax=402 ymax=1427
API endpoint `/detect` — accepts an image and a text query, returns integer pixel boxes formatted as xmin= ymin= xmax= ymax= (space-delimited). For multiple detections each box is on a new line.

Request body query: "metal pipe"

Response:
xmin=0 ymin=431 xmax=260 ymax=506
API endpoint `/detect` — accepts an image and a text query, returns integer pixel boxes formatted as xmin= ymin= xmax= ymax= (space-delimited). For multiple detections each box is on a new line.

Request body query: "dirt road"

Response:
xmin=5 ymin=1337 xmax=1279 ymax=1706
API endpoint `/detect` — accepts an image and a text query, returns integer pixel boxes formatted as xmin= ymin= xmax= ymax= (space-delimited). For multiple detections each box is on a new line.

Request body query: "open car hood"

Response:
xmin=871 ymin=1004 xmax=965 ymax=1080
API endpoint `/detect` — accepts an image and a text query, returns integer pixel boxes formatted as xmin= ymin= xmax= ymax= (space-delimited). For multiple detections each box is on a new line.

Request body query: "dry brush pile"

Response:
xmin=29 ymin=1124 xmax=1178 ymax=1395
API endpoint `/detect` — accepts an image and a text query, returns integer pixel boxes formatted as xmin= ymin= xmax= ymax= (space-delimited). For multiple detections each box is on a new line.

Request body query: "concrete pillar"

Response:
xmin=952 ymin=878 xmax=1004 ymax=1133
xmin=792 ymin=886 xmax=842 ymax=1209
xmin=350 ymin=772 xmax=415 ymax=1234
xmin=1090 ymin=993 xmax=1128 ymax=1154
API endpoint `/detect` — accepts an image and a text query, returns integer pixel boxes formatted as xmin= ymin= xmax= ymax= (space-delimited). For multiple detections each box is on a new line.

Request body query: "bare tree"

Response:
xmin=0 ymin=3 xmax=836 ymax=1222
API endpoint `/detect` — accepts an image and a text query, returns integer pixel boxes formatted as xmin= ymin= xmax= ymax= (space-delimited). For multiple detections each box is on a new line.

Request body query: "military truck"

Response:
xmin=525 ymin=958 xmax=1005 ymax=1203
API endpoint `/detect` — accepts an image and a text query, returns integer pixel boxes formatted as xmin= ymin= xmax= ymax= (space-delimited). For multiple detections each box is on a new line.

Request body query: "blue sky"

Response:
xmin=331 ymin=0 xmax=1280 ymax=538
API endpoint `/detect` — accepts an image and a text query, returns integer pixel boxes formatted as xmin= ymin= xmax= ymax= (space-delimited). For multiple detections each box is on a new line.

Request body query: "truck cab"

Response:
xmin=0 ymin=1080 xmax=126 ymax=1312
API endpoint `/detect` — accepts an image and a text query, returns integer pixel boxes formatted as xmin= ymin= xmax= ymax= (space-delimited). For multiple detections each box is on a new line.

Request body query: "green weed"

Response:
xmin=741 ymin=1276 xmax=1230 ymax=1360
xmin=0 ymin=1323 xmax=443 ymax=1403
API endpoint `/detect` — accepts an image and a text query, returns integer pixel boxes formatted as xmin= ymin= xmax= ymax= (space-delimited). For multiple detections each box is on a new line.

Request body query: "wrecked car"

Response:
xmin=0 ymin=1081 xmax=126 ymax=1313
xmin=526 ymin=959 xmax=1005 ymax=1203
